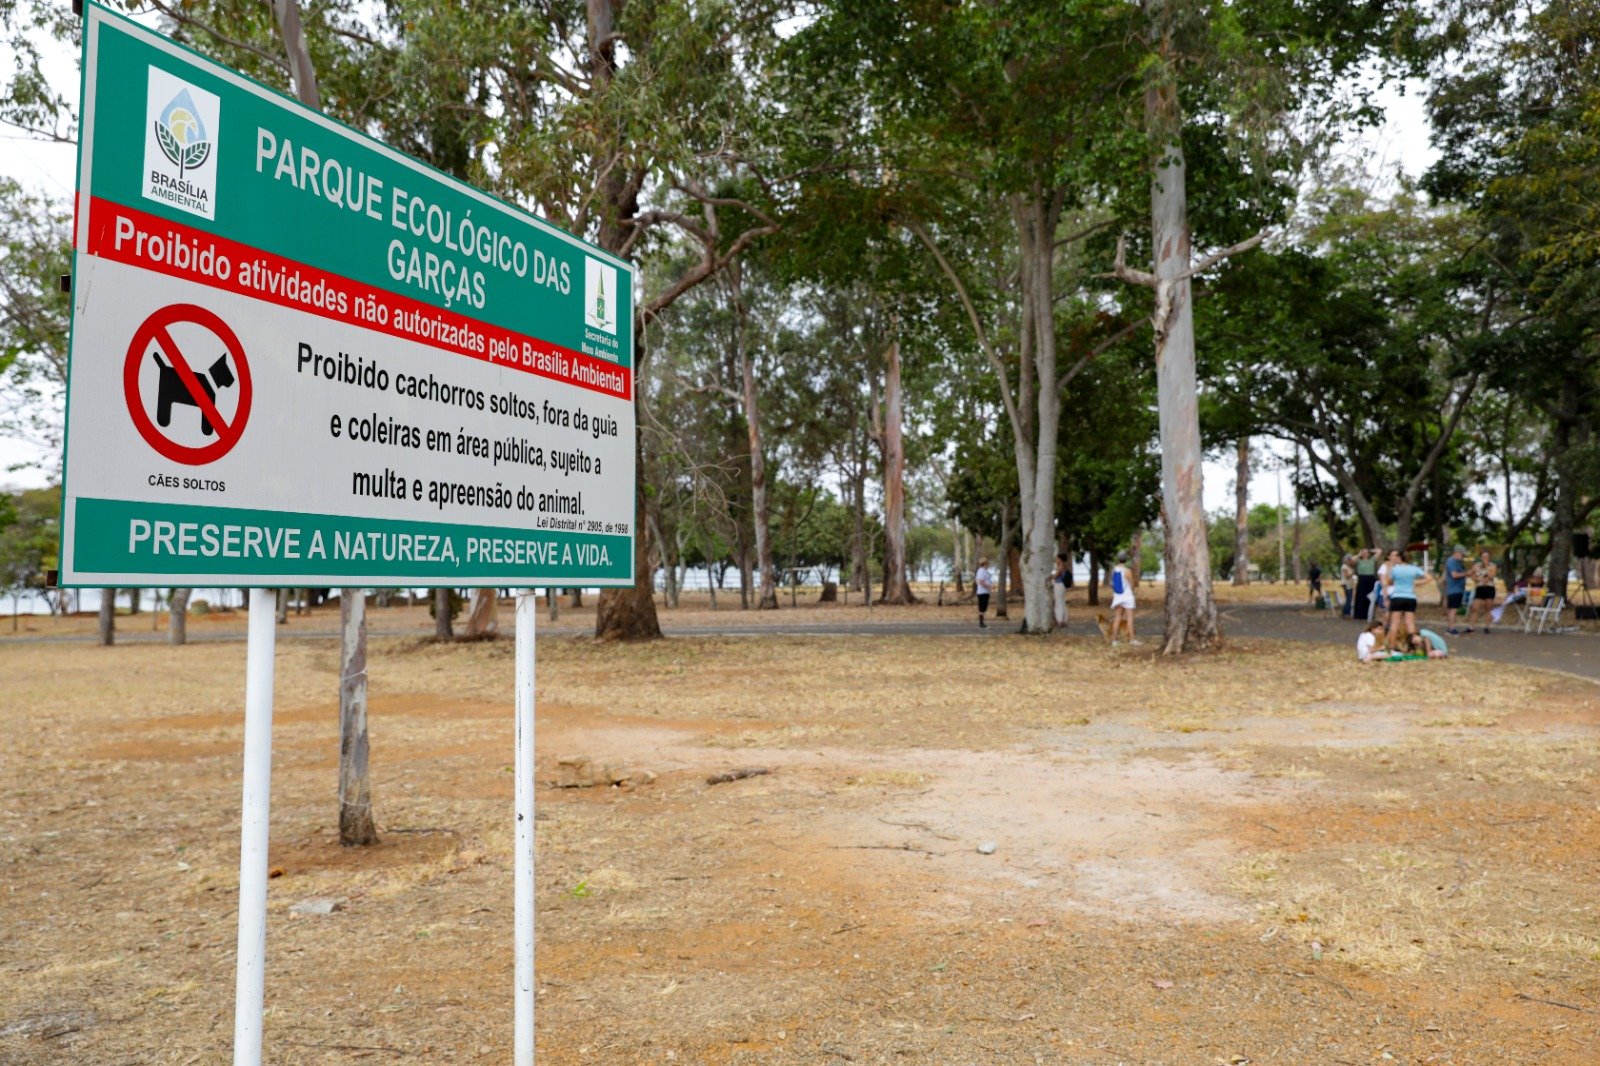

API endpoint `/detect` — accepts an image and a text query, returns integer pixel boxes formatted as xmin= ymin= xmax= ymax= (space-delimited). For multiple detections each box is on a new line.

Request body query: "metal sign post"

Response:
xmin=513 ymin=590 xmax=538 ymax=1063
xmin=232 ymin=588 xmax=278 ymax=1065
xmin=62 ymin=6 xmax=636 ymax=1059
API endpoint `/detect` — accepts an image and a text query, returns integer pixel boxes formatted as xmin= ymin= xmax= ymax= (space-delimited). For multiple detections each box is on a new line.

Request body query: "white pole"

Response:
xmin=233 ymin=587 xmax=278 ymax=1065
xmin=513 ymin=590 xmax=538 ymax=1064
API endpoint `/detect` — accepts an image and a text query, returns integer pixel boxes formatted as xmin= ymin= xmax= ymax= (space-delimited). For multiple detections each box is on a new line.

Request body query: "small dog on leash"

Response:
xmin=1094 ymin=611 xmax=1113 ymax=642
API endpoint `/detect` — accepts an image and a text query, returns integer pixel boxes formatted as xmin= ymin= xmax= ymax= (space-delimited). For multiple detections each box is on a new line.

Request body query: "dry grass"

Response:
xmin=3 ymin=631 xmax=1599 ymax=1063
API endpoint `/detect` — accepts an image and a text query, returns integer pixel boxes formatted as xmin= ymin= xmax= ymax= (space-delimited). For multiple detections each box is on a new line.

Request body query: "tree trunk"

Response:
xmin=548 ymin=588 xmax=560 ymax=621
xmin=1144 ymin=53 xmax=1220 ymax=653
xmin=270 ymin=8 xmax=384 ymax=846
xmin=1013 ymin=193 xmax=1062 ymax=634
xmin=97 ymin=588 xmax=115 ymax=646
xmin=434 ymin=587 xmax=454 ymax=639
xmin=648 ymin=513 xmax=679 ymax=608
xmin=587 ymin=0 xmax=662 ymax=641
xmin=464 ymin=587 xmax=498 ymax=636
xmin=736 ymin=541 xmax=751 ymax=609
xmin=276 ymin=588 xmax=289 ymax=623
xmin=338 ymin=590 xmax=377 ymax=846
xmin=169 ymin=588 xmax=192 ymax=645
xmin=952 ymin=520 xmax=966 ymax=593
xmin=1292 ymin=446 xmax=1303 ymax=581
xmin=1087 ymin=548 xmax=1101 ymax=607
xmin=996 ymin=502 xmax=1012 ymax=620
xmin=849 ymin=457 xmax=867 ymax=593
xmin=878 ymin=337 xmax=916 ymax=603
xmin=1547 ymin=385 xmax=1578 ymax=600
xmin=1130 ymin=531 xmax=1144 ymax=585
xmin=569 ymin=588 xmax=583 ymax=608
xmin=126 ymin=588 xmax=141 ymax=615
xmin=1233 ymin=438 xmax=1250 ymax=585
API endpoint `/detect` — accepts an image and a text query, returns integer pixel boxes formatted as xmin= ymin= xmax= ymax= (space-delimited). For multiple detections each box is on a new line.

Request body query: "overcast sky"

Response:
xmin=0 ymin=30 xmax=1439 ymax=518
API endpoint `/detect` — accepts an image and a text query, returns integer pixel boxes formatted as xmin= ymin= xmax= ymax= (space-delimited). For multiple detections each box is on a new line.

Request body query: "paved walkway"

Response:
xmin=656 ymin=605 xmax=1600 ymax=683
xmin=6 ymin=604 xmax=1596 ymax=682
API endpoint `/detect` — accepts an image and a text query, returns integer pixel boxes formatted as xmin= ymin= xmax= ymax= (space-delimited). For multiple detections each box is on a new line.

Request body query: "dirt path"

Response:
xmin=3 ymin=635 xmax=1598 ymax=1063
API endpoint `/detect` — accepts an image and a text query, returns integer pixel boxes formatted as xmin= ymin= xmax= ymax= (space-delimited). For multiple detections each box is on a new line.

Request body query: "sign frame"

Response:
xmin=59 ymin=1 xmax=638 ymax=590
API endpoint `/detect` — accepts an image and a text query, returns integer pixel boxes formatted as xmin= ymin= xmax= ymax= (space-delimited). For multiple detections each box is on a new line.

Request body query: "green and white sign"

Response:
xmin=59 ymin=3 xmax=635 ymax=587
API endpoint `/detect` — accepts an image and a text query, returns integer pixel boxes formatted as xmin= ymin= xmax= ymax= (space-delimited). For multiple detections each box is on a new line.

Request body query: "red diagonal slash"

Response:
xmin=123 ymin=303 xmax=252 ymax=466
xmin=152 ymin=324 xmax=232 ymax=438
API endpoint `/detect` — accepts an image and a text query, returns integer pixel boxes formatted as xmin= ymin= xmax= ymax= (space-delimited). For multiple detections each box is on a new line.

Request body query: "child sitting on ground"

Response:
xmin=1356 ymin=621 xmax=1386 ymax=662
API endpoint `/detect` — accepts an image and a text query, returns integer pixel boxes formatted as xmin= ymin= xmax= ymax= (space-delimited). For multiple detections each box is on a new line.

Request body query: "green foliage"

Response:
xmin=0 ymin=484 xmax=61 ymax=605
xmin=0 ymin=178 xmax=72 ymax=464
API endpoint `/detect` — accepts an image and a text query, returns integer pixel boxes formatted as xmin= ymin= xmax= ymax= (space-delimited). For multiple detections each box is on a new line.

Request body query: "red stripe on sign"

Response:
xmin=84 ymin=196 xmax=632 ymax=401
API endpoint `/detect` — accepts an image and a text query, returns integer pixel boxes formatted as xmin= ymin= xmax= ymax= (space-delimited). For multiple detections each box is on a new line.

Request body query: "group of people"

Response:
xmin=1337 ymin=544 xmax=1511 ymax=662
xmin=973 ymin=549 xmax=1139 ymax=644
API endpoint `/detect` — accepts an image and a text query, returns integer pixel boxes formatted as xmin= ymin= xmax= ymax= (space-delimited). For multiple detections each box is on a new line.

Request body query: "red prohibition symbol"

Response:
xmin=124 ymin=303 xmax=253 ymax=465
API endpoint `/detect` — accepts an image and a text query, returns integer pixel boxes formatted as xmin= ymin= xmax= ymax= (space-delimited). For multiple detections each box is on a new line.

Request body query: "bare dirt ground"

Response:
xmin=3 ymin=627 xmax=1599 ymax=1064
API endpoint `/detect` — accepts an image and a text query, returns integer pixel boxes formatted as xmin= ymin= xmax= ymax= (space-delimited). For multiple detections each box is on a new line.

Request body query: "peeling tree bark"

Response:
xmin=1146 ymin=79 xmax=1220 ymax=652
xmin=97 ymin=588 xmax=115 ymax=646
xmin=338 ymin=590 xmax=377 ymax=845
xmin=169 ymin=588 xmax=192 ymax=645
xmin=434 ymin=587 xmax=454 ymax=639
xmin=879 ymin=335 xmax=915 ymax=604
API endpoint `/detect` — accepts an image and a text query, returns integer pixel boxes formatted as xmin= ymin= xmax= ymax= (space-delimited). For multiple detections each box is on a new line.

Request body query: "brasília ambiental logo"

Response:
xmin=153 ymin=88 xmax=211 ymax=180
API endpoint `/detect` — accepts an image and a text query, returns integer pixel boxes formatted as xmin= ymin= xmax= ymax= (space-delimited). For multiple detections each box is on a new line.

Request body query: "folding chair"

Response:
xmin=1525 ymin=595 xmax=1566 ymax=634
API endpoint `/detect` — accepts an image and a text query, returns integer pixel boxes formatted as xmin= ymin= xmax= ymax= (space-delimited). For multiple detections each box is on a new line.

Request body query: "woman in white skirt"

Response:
xmin=1110 ymin=549 xmax=1139 ymax=645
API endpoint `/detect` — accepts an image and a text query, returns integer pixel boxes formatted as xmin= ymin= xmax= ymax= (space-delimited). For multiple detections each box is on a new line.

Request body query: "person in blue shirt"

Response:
xmin=1384 ymin=549 xmax=1432 ymax=652
xmin=1412 ymin=629 xmax=1449 ymax=658
xmin=1441 ymin=545 xmax=1469 ymax=634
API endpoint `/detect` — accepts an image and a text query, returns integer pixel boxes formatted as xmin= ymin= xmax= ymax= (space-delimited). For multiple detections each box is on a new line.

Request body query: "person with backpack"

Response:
xmin=1109 ymin=549 xmax=1139 ymax=646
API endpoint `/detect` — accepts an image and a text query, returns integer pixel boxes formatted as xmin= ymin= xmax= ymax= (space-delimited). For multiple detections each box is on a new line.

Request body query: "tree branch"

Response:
xmin=1057 ymin=320 xmax=1140 ymax=394
xmin=149 ymin=0 xmax=291 ymax=74
xmin=906 ymin=219 xmax=1023 ymax=440
xmin=1181 ymin=228 xmax=1268 ymax=280
xmin=1109 ymin=234 xmax=1156 ymax=289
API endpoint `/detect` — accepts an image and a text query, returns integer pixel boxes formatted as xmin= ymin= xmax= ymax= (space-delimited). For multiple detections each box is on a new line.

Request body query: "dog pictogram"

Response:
xmin=123 ymin=304 xmax=252 ymax=465
xmin=152 ymin=349 xmax=236 ymax=437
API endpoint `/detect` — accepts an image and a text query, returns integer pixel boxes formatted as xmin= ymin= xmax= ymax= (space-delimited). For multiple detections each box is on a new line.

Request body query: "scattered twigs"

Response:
xmin=1513 ymin=993 xmax=1594 ymax=1014
xmin=877 ymin=817 xmax=956 ymax=841
xmin=706 ymin=767 xmax=770 ymax=786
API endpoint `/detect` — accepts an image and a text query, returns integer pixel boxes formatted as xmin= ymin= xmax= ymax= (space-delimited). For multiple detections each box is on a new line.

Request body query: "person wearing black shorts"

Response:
xmin=1468 ymin=550 xmax=1498 ymax=633
xmin=974 ymin=556 xmax=993 ymax=629
xmin=1384 ymin=550 xmax=1431 ymax=652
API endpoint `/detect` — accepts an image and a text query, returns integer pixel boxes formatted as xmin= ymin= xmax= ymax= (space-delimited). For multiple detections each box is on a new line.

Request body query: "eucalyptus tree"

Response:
xmin=786 ymin=0 xmax=1147 ymax=633
xmin=1110 ymin=0 xmax=1410 ymax=649
xmin=1200 ymin=188 xmax=1498 ymax=551
xmin=0 ymin=179 xmax=71 ymax=464
xmin=1426 ymin=0 xmax=1600 ymax=596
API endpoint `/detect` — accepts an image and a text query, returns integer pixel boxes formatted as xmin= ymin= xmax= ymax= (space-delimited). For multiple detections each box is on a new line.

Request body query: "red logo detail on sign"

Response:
xmin=123 ymin=304 xmax=252 ymax=465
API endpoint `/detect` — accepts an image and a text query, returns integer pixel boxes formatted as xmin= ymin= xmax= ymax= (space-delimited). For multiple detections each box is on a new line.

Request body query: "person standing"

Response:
xmin=1109 ymin=550 xmax=1139 ymax=645
xmin=975 ymin=556 xmax=994 ymax=629
xmin=1385 ymin=549 xmax=1432 ymax=652
xmin=1339 ymin=554 xmax=1356 ymax=617
xmin=1377 ymin=548 xmax=1400 ymax=625
xmin=1052 ymin=553 xmax=1070 ymax=629
xmin=1442 ymin=545 xmax=1468 ymax=634
xmin=1353 ymin=548 xmax=1379 ymax=621
xmin=1468 ymin=550 xmax=1498 ymax=633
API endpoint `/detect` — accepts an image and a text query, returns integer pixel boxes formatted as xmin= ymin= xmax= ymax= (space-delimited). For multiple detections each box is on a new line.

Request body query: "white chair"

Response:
xmin=1525 ymin=595 xmax=1565 ymax=634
